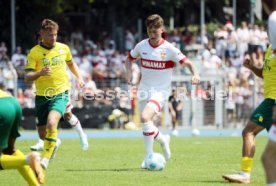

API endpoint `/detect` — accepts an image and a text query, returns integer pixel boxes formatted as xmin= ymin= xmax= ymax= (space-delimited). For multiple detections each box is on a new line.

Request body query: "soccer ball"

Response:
xmin=145 ymin=153 xmax=166 ymax=171
xmin=192 ymin=128 xmax=200 ymax=136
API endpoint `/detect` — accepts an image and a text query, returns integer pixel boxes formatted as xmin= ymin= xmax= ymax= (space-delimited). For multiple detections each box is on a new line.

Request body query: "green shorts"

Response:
xmin=35 ymin=91 xmax=69 ymax=126
xmin=0 ymin=97 xmax=21 ymax=149
xmin=250 ymin=98 xmax=276 ymax=131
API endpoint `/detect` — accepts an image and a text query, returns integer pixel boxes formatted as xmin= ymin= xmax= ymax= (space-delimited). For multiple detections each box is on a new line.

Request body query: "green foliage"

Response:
xmin=187 ymin=24 xmax=199 ymax=34
xmin=0 ymin=0 xmax=257 ymax=52
xmin=13 ymin=0 xmax=70 ymax=50
xmin=206 ymin=22 xmax=220 ymax=35
xmin=1 ymin=0 xmax=92 ymax=51
xmin=255 ymin=20 xmax=267 ymax=27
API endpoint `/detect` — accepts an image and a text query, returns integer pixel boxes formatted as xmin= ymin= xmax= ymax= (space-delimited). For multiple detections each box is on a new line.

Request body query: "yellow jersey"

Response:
xmin=0 ymin=90 xmax=11 ymax=98
xmin=25 ymin=42 xmax=72 ymax=96
xmin=263 ymin=45 xmax=276 ymax=99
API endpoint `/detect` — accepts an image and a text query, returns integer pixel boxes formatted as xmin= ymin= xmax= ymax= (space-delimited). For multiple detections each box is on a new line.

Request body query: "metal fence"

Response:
xmin=164 ymin=75 xmax=256 ymax=129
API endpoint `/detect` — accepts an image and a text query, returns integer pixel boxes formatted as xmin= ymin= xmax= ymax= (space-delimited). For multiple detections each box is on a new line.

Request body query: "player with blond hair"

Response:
xmin=25 ymin=19 xmax=85 ymax=169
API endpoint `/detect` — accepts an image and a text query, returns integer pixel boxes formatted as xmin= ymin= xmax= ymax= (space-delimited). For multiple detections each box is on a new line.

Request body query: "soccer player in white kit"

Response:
xmin=125 ymin=14 xmax=200 ymax=168
xmin=261 ymin=10 xmax=276 ymax=186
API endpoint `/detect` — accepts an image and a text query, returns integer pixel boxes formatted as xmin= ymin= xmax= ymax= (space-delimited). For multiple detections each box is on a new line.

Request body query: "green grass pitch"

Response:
xmin=0 ymin=136 xmax=267 ymax=186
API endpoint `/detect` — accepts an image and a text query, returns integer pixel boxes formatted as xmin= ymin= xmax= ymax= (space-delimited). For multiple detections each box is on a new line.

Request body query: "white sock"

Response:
xmin=152 ymin=125 xmax=166 ymax=145
xmin=267 ymin=183 xmax=276 ymax=186
xmin=142 ymin=121 xmax=156 ymax=156
xmin=68 ymin=114 xmax=84 ymax=136
xmin=25 ymin=154 xmax=31 ymax=164
xmin=41 ymin=157 xmax=49 ymax=169
xmin=239 ymin=171 xmax=250 ymax=178
xmin=26 ymin=152 xmax=40 ymax=164
xmin=142 ymin=121 xmax=168 ymax=157
xmin=38 ymin=138 xmax=44 ymax=145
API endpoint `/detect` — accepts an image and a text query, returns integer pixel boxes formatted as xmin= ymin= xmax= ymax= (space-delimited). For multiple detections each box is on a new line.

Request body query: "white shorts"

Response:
xmin=137 ymin=87 xmax=170 ymax=114
xmin=65 ymin=102 xmax=73 ymax=113
xmin=65 ymin=92 xmax=73 ymax=113
xmin=268 ymin=125 xmax=276 ymax=142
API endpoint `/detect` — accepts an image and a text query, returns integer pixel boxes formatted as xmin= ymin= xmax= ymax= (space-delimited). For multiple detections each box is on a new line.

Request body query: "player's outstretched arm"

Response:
xmin=243 ymin=55 xmax=263 ymax=78
xmin=125 ymin=57 xmax=133 ymax=85
xmin=182 ymin=59 xmax=200 ymax=85
xmin=67 ymin=62 xmax=84 ymax=88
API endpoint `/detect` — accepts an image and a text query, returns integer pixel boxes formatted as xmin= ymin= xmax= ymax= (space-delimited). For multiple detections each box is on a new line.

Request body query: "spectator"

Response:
xmin=214 ymin=25 xmax=228 ymax=59
xmin=251 ymin=46 xmax=264 ymax=68
xmin=105 ymin=40 xmax=116 ymax=61
xmin=248 ymin=24 xmax=261 ymax=54
xmin=237 ymin=22 xmax=250 ymax=57
xmin=125 ymin=30 xmax=135 ymax=51
xmin=225 ymin=21 xmax=238 ymax=59
xmin=2 ymin=61 xmax=17 ymax=95
xmin=70 ymin=29 xmax=84 ymax=53
xmin=225 ymin=82 xmax=236 ymax=127
xmin=259 ymin=26 xmax=269 ymax=52
xmin=203 ymin=49 xmax=222 ymax=76
xmin=0 ymin=42 xmax=7 ymax=55
xmin=16 ymin=88 xmax=26 ymax=107
xmin=79 ymin=56 xmax=93 ymax=75
xmin=11 ymin=46 xmax=26 ymax=68
xmin=24 ymin=86 xmax=35 ymax=108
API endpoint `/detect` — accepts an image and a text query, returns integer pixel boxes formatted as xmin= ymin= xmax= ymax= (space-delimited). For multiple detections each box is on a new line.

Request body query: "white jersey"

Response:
xmin=129 ymin=39 xmax=188 ymax=112
xmin=129 ymin=39 xmax=187 ymax=90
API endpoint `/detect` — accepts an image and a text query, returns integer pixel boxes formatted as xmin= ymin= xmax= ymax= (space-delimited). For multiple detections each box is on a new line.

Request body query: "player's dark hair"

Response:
xmin=40 ymin=19 xmax=59 ymax=31
xmin=146 ymin=14 xmax=164 ymax=29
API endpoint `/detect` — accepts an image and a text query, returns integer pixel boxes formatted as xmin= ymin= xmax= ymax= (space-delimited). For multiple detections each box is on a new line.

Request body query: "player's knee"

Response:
xmin=242 ymin=127 xmax=254 ymax=138
xmin=64 ymin=112 xmax=72 ymax=121
xmin=171 ymin=112 xmax=176 ymax=118
xmin=141 ymin=113 xmax=150 ymax=123
xmin=242 ymin=128 xmax=249 ymax=138
xmin=47 ymin=118 xmax=58 ymax=128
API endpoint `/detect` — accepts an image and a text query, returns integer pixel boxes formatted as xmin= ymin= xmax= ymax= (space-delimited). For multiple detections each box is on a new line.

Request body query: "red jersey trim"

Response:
xmin=179 ymin=57 xmax=187 ymax=64
xmin=147 ymin=99 xmax=161 ymax=112
xmin=141 ymin=58 xmax=174 ymax=70
xmin=143 ymin=131 xmax=155 ymax=136
xmin=154 ymin=131 xmax=159 ymax=139
xmin=273 ymin=50 xmax=276 ymax=54
xmin=128 ymin=52 xmax=136 ymax=60
xmin=148 ymin=38 xmax=165 ymax=48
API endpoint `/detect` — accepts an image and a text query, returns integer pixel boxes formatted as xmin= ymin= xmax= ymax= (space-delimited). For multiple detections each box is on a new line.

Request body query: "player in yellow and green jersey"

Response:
xmin=0 ymin=89 xmax=45 ymax=185
xmin=261 ymin=9 xmax=276 ymax=186
xmin=25 ymin=19 xmax=84 ymax=170
xmin=223 ymin=27 xmax=276 ymax=184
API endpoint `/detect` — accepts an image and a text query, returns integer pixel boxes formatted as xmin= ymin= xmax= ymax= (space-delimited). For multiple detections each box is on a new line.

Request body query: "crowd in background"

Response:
xmin=0 ymin=21 xmax=269 ymax=128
